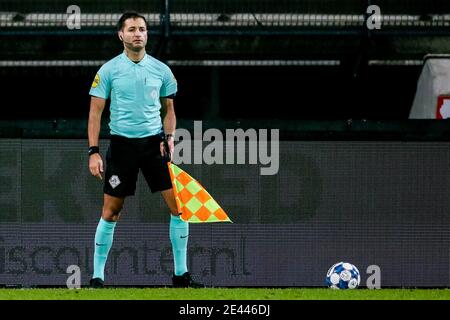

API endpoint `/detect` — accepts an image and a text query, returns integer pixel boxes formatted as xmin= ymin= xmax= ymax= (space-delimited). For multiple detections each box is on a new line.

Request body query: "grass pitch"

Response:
xmin=0 ymin=288 xmax=449 ymax=300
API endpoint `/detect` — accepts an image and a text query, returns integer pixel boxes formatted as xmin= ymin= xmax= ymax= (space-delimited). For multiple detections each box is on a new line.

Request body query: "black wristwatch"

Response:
xmin=88 ymin=146 xmax=99 ymax=156
xmin=165 ymin=133 xmax=174 ymax=140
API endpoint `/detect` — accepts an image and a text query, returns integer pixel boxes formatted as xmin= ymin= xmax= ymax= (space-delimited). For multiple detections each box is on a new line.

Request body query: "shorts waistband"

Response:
xmin=110 ymin=134 xmax=163 ymax=143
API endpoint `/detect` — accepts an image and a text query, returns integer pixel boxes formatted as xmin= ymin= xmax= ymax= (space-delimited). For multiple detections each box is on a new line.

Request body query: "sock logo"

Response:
xmin=180 ymin=235 xmax=188 ymax=239
xmin=109 ymin=175 xmax=121 ymax=188
xmin=95 ymin=243 xmax=107 ymax=246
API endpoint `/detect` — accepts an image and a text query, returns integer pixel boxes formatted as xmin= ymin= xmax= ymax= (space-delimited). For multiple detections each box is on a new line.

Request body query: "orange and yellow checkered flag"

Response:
xmin=167 ymin=162 xmax=232 ymax=223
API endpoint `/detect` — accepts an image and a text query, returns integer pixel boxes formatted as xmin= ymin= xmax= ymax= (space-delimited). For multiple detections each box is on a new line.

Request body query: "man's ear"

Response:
xmin=118 ymin=31 xmax=123 ymax=41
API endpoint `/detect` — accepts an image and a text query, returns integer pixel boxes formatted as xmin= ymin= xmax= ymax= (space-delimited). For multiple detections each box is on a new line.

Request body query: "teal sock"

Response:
xmin=169 ymin=214 xmax=189 ymax=276
xmin=93 ymin=218 xmax=116 ymax=281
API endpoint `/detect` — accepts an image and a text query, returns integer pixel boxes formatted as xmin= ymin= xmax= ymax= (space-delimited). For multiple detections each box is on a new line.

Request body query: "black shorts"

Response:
xmin=104 ymin=134 xmax=172 ymax=197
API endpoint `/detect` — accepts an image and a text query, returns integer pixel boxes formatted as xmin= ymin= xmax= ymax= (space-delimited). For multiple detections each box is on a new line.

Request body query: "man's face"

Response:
xmin=119 ymin=17 xmax=148 ymax=51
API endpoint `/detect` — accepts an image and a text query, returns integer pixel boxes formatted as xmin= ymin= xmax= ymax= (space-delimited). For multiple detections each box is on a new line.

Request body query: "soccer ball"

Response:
xmin=325 ymin=261 xmax=361 ymax=289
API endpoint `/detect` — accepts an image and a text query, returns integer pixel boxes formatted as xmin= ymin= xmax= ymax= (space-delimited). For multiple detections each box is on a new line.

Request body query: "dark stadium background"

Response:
xmin=1 ymin=0 xmax=450 ymax=288
xmin=2 ymin=0 xmax=446 ymax=120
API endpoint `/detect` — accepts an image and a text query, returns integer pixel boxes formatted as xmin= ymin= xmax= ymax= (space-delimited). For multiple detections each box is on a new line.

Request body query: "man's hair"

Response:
xmin=116 ymin=11 xmax=148 ymax=31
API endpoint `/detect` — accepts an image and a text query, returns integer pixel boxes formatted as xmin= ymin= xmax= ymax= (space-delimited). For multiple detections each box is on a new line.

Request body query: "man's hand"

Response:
xmin=160 ymin=135 xmax=174 ymax=162
xmin=89 ymin=153 xmax=104 ymax=180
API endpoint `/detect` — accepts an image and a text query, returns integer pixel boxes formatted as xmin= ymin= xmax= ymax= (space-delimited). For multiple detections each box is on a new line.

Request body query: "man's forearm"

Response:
xmin=88 ymin=97 xmax=105 ymax=147
xmin=88 ymin=112 xmax=101 ymax=147
xmin=163 ymin=109 xmax=176 ymax=136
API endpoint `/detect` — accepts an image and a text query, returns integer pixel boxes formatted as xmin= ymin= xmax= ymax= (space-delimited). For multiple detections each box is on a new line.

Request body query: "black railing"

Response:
xmin=1 ymin=119 xmax=450 ymax=141
xmin=0 ymin=0 xmax=449 ymax=36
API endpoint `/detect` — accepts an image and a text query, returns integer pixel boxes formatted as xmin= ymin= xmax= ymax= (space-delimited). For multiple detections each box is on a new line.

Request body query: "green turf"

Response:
xmin=0 ymin=288 xmax=450 ymax=300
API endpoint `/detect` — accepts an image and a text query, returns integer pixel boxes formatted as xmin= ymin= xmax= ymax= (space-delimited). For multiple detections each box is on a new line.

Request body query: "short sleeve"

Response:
xmin=89 ymin=64 xmax=111 ymax=99
xmin=160 ymin=64 xmax=178 ymax=98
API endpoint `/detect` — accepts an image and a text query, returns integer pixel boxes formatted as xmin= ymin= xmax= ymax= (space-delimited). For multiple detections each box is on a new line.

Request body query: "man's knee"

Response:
xmin=161 ymin=189 xmax=178 ymax=215
xmin=102 ymin=207 xmax=122 ymax=221
xmin=102 ymin=195 xmax=125 ymax=221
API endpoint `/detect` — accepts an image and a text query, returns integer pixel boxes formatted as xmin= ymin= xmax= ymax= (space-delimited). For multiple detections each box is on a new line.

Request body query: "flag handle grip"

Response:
xmin=162 ymin=136 xmax=171 ymax=163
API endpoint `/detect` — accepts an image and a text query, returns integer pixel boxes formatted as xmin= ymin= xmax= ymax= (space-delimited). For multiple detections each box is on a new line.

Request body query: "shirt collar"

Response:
xmin=121 ymin=51 xmax=147 ymax=66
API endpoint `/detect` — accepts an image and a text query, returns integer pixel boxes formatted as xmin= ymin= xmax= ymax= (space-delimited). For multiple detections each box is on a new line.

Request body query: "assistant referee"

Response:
xmin=87 ymin=11 xmax=203 ymax=288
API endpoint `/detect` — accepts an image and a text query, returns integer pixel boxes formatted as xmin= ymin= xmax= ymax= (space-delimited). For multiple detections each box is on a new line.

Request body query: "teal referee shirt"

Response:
xmin=89 ymin=52 xmax=178 ymax=138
